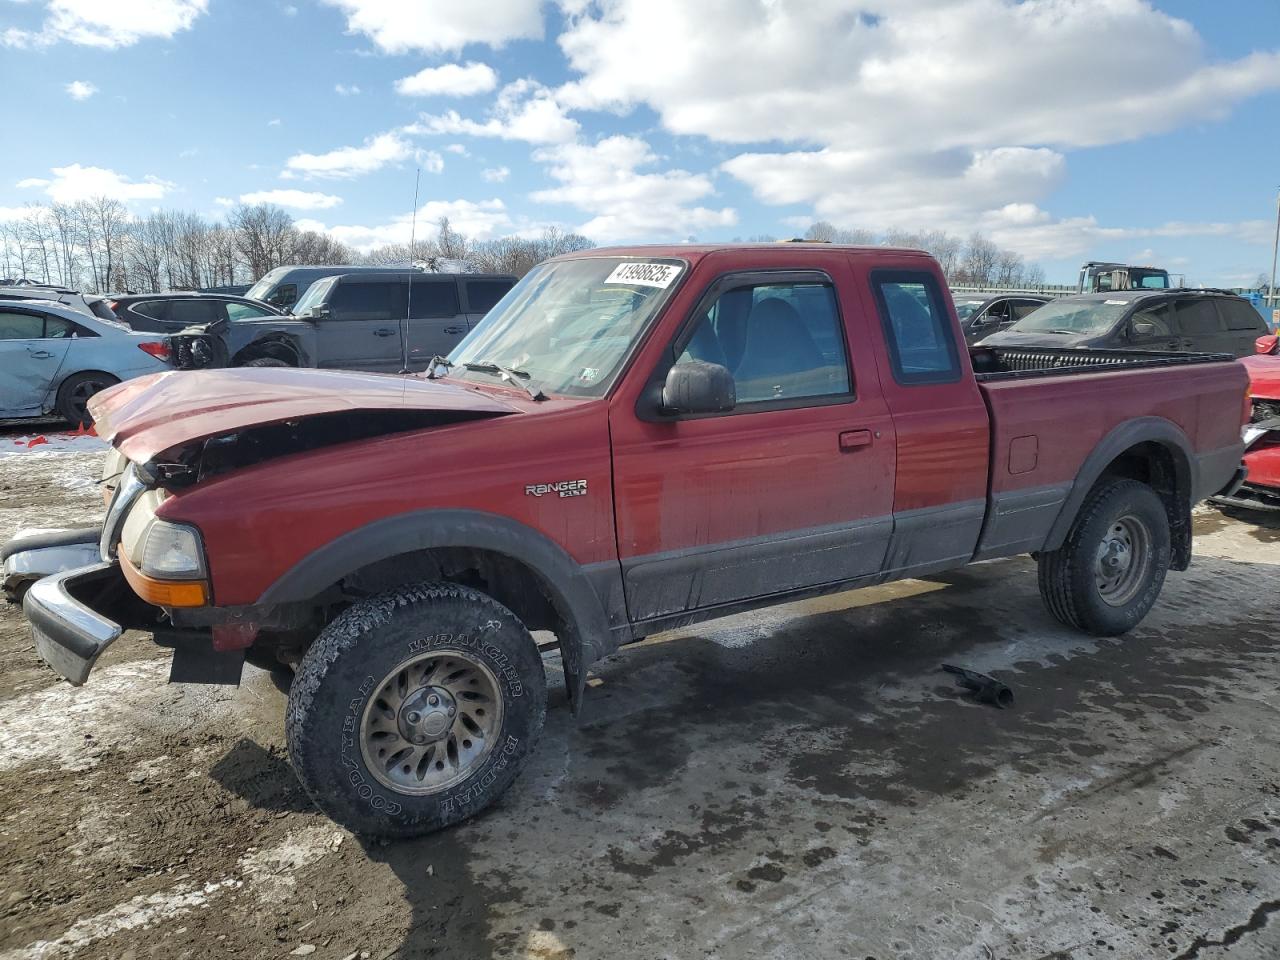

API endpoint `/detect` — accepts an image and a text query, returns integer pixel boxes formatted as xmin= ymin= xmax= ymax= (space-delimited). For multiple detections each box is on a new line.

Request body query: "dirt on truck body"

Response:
xmin=4 ymin=243 xmax=1249 ymax=839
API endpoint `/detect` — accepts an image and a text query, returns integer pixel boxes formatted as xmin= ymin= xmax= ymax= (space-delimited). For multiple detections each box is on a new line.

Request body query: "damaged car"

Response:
xmin=4 ymin=243 xmax=1250 ymax=839
xmin=1211 ymin=336 xmax=1280 ymax=512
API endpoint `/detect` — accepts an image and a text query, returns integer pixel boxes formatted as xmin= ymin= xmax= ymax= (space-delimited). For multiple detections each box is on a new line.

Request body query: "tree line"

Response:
xmin=0 ymin=199 xmax=593 ymax=293
xmin=801 ymin=221 xmax=1048 ymax=287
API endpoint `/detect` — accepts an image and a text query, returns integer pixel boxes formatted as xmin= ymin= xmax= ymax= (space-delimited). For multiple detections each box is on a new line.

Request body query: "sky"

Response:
xmin=1 ymin=0 xmax=1279 ymax=285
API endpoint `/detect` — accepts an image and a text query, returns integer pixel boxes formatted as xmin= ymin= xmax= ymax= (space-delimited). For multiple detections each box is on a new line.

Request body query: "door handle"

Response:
xmin=443 ymin=326 xmax=464 ymax=335
xmin=373 ymin=328 xmax=395 ymax=337
xmin=27 ymin=349 xmax=55 ymax=359
xmin=839 ymin=429 xmax=874 ymax=451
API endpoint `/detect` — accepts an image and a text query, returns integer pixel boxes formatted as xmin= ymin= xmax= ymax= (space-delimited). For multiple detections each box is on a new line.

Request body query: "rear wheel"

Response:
xmin=55 ymin=372 xmax=119 ymax=427
xmin=240 ymin=356 xmax=290 ymax=368
xmin=286 ymin=582 xmax=547 ymax=838
xmin=1037 ymin=479 xmax=1170 ymax=636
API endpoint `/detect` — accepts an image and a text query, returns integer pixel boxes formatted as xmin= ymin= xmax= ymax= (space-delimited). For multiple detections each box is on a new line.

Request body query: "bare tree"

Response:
xmin=960 ymin=232 xmax=1000 ymax=285
xmin=230 ymin=203 xmax=295 ymax=279
xmin=994 ymin=249 xmax=1025 ymax=286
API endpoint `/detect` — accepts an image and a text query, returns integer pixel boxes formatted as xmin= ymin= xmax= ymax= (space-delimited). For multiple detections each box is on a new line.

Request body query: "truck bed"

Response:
xmin=970 ymin=347 xmax=1247 ymax=561
xmin=970 ymin=345 xmax=1233 ymax=381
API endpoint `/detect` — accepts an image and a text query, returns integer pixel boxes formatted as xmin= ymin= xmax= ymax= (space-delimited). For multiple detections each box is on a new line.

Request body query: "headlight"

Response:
xmin=140 ymin=521 xmax=206 ymax=579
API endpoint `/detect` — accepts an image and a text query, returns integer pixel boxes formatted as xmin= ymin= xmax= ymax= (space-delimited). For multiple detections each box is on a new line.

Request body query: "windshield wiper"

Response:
xmin=462 ymin=361 xmax=547 ymax=401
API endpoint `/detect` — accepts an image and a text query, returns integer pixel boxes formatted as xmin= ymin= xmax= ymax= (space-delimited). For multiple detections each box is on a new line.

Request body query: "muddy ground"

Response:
xmin=1 ymin=425 xmax=1278 ymax=960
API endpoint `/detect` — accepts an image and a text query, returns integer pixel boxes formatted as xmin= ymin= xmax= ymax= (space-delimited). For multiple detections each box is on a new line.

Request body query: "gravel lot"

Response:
xmin=1 ymin=424 xmax=1278 ymax=960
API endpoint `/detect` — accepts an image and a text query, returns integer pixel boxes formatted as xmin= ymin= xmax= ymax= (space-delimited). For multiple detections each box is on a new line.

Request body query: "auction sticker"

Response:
xmin=605 ymin=262 xmax=682 ymax=289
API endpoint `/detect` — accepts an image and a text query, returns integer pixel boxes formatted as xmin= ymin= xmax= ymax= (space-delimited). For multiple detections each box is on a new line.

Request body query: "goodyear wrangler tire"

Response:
xmin=286 ymin=582 xmax=547 ymax=838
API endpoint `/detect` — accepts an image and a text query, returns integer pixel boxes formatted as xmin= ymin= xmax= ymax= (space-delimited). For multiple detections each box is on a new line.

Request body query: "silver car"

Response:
xmin=0 ymin=299 xmax=180 ymax=425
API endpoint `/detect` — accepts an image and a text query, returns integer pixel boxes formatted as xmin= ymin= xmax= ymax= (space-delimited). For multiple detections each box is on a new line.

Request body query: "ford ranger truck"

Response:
xmin=7 ymin=244 xmax=1249 ymax=838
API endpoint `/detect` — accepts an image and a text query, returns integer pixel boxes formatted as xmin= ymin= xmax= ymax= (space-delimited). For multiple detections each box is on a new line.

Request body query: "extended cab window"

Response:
xmin=679 ymin=281 xmax=850 ymax=405
xmin=871 ymin=272 xmax=960 ymax=384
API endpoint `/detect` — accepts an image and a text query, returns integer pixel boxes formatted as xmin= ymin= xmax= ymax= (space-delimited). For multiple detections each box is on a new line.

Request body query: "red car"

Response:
xmin=1213 ymin=336 xmax=1280 ymax=511
xmin=8 ymin=244 xmax=1249 ymax=837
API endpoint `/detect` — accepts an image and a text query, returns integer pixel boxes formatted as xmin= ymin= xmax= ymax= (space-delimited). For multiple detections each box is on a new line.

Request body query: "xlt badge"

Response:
xmin=526 ymin=480 xmax=587 ymax=498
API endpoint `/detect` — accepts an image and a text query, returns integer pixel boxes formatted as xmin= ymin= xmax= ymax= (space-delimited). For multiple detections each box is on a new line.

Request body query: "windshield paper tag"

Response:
xmin=605 ymin=262 xmax=682 ymax=289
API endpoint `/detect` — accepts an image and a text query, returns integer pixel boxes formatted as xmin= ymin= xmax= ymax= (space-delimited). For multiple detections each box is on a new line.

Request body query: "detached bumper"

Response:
xmin=24 ymin=562 xmax=125 ymax=685
xmin=2 ymin=525 xmax=102 ymax=602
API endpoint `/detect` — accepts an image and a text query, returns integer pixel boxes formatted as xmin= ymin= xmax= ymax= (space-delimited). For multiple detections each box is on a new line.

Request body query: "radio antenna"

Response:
xmin=400 ymin=166 xmax=421 ymax=374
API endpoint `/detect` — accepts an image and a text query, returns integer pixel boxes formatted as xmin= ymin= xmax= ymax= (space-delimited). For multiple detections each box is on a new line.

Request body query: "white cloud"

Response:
xmin=4 ymin=0 xmax=208 ymax=49
xmin=214 ymin=196 xmax=234 ymax=207
xmin=297 ymin=199 xmax=512 ymax=251
xmin=532 ymin=135 xmax=736 ymax=242
xmin=409 ymin=79 xmax=578 ymax=144
xmin=16 ymin=163 xmax=174 ymax=204
xmin=334 ymin=83 xmax=361 ymax=96
xmin=0 ymin=206 xmax=32 ymax=223
xmin=984 ymin=213 xmax=1277 ymax=262
xmin=238 ymin=189 xmax=344 ymax=210
xmin=267 ymin=118 xmax=282 ymax=127
xmin=283 ymin=131 xmax=415 ymax=180
xmin=481 ymin=166 xmax=510 ymax=183
xmin=320 ymin=0 xmax=542 ymax=53
xmin=445 ymin=143 xmax=470 ymax=156
xmin=65 ymin=80 xmax=97 ymax=100
xmin=556 ymin=0 xmax=1280 ymax=253
xmin=395 ymin=61 xmax=498 ymax=97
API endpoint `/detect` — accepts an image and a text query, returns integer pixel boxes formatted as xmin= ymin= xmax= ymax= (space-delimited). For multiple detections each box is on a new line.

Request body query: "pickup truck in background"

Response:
xmin=7 ymin=243 xmax=1248 ymax=838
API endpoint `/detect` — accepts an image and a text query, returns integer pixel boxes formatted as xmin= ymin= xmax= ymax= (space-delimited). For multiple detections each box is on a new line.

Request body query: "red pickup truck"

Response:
xmin=9 ymin=244 xmax=1248 ymax=838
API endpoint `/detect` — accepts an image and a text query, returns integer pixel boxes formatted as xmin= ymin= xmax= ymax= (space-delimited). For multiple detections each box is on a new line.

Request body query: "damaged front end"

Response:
xmin=10 ymin=366 xmax=521 ymax=685
xmin=1211 ymin=394 xmax=1280 ymax=513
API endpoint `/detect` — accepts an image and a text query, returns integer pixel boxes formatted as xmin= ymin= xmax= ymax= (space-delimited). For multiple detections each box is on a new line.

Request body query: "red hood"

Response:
xmin=90 ymin=368 xmax=518 ymax=462
xmin=1243 ymin=355 xmax=1280 ymax=401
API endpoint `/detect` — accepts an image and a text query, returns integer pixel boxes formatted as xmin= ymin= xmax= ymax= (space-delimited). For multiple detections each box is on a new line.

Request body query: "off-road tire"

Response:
xmin=1037 ymin=479 xmax=1170 ymax=636
xmin=286 ymin=582 xmax=547 ymax=838
xmin=55 ymin=371 xmax=119 ymax=426
xmin=241 ymin=356 xmax=290 ymax=368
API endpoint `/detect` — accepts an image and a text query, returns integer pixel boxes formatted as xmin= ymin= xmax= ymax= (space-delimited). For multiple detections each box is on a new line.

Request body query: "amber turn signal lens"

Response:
xmin=119 ymin=551 xmax=209 ymax=607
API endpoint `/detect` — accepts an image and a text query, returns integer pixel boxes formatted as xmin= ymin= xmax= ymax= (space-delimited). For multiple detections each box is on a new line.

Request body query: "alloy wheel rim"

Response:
xmin=359 ymin=650 xmax=503 ymax=795
xmin=1093 ymin=514 xmax=1151 ymax=607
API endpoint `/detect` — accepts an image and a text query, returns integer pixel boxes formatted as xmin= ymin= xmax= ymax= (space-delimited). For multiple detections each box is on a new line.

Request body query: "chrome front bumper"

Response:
xmin=24 ymin=561 xmax=125 ymax=685
xmin=1 ymin=526 xmax=103 ymax=601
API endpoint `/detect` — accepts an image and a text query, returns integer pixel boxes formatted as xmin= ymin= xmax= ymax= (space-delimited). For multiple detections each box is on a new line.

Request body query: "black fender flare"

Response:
xmin=257 ymin=509 xmax=617 ymax=712
xmin=1044 ymin=416 xmax=1194 ymax=561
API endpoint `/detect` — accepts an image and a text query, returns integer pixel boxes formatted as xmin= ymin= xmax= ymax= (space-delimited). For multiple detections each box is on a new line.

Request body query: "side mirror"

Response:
xmin=308 ymin=306 xmax=330 ymax=320
xmin=661 ymin=361 xmax=735 ymax=415
xmin=1131 ymin=320 xmax=1156 ymax=338
xmin=1256 ymin=334 xmax=1279 ymax=355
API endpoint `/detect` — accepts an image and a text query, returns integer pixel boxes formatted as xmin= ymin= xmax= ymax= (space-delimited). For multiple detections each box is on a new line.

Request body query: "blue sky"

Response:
xmin=1 ymin=0 xmax=1278 ymax=285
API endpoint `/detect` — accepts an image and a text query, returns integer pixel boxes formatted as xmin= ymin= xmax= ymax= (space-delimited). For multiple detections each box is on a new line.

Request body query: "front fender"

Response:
xmin=257 ymin=508 xmax=624 ymax=713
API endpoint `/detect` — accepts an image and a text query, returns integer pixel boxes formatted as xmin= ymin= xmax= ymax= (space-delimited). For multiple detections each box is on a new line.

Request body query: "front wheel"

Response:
xmin=1037 ymin=478 xmax=1171 ymax=636
xmin=286 ymin=583 xmax=547 ymax=838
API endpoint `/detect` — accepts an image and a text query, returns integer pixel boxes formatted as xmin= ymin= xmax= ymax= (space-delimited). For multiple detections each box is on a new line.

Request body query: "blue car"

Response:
xmin=0 ymin=299 xmax=185 ymax=425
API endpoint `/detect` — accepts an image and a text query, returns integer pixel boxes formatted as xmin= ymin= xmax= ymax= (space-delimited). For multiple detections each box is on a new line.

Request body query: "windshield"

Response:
xmin=953 ymin=299 xmax=987 ymax=321
xmin=245 ymin=268 xmax=287 ymax=302
xmin=448 ymin=257 xmax=685 ymax=397
xmin=1006 ymin=298 xmax=1130 ymax=336
xmin=1132 ymin=269 xmax=1170 ymax=289
xmin=292 ymin=276 xmax=336 ymax=315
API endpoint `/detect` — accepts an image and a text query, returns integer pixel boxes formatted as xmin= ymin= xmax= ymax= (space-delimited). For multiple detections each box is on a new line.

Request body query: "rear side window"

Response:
xmin=871 ymin=271 xmax=960 ymax=384
xmin=129 ymin=301 xmax=168 ymax=320
xmin=409 ymin=278 xmax=460 ymax=318
xmin=329 ymin=281 xmax=392 ymax=315
xmin=1176 ymin=299 xmax=1224 ymax=336
xmin=464 ymin=279 xmax=513 ymax=314
xmin=1012 ymin=299 xmax=1044 ymax=320
xmin=1219 ymin=299 xmax=1266 ymax=332
xmin=168 ymin=300 xmax=222 ymax=325
xmin=0 ymin=311 xmax=44 ymax=340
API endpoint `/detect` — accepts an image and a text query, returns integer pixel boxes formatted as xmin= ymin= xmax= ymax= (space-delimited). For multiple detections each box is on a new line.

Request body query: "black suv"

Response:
xmin=977 ymin=289 xmax=1269 ymax=358
xmin=109 ymin=293 xmax=285 ymax=332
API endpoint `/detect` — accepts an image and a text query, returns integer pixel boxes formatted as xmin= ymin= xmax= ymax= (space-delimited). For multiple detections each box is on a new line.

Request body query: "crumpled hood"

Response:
xmin=1243 ymin=354 xmax=1280 ymax=401
xmin=90 ymin=367 xmax=518 ymax=462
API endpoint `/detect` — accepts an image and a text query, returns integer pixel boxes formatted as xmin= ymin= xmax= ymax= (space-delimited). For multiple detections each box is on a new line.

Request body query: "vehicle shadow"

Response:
xmin=338 ymin=551 xmax=1278 ymax=958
